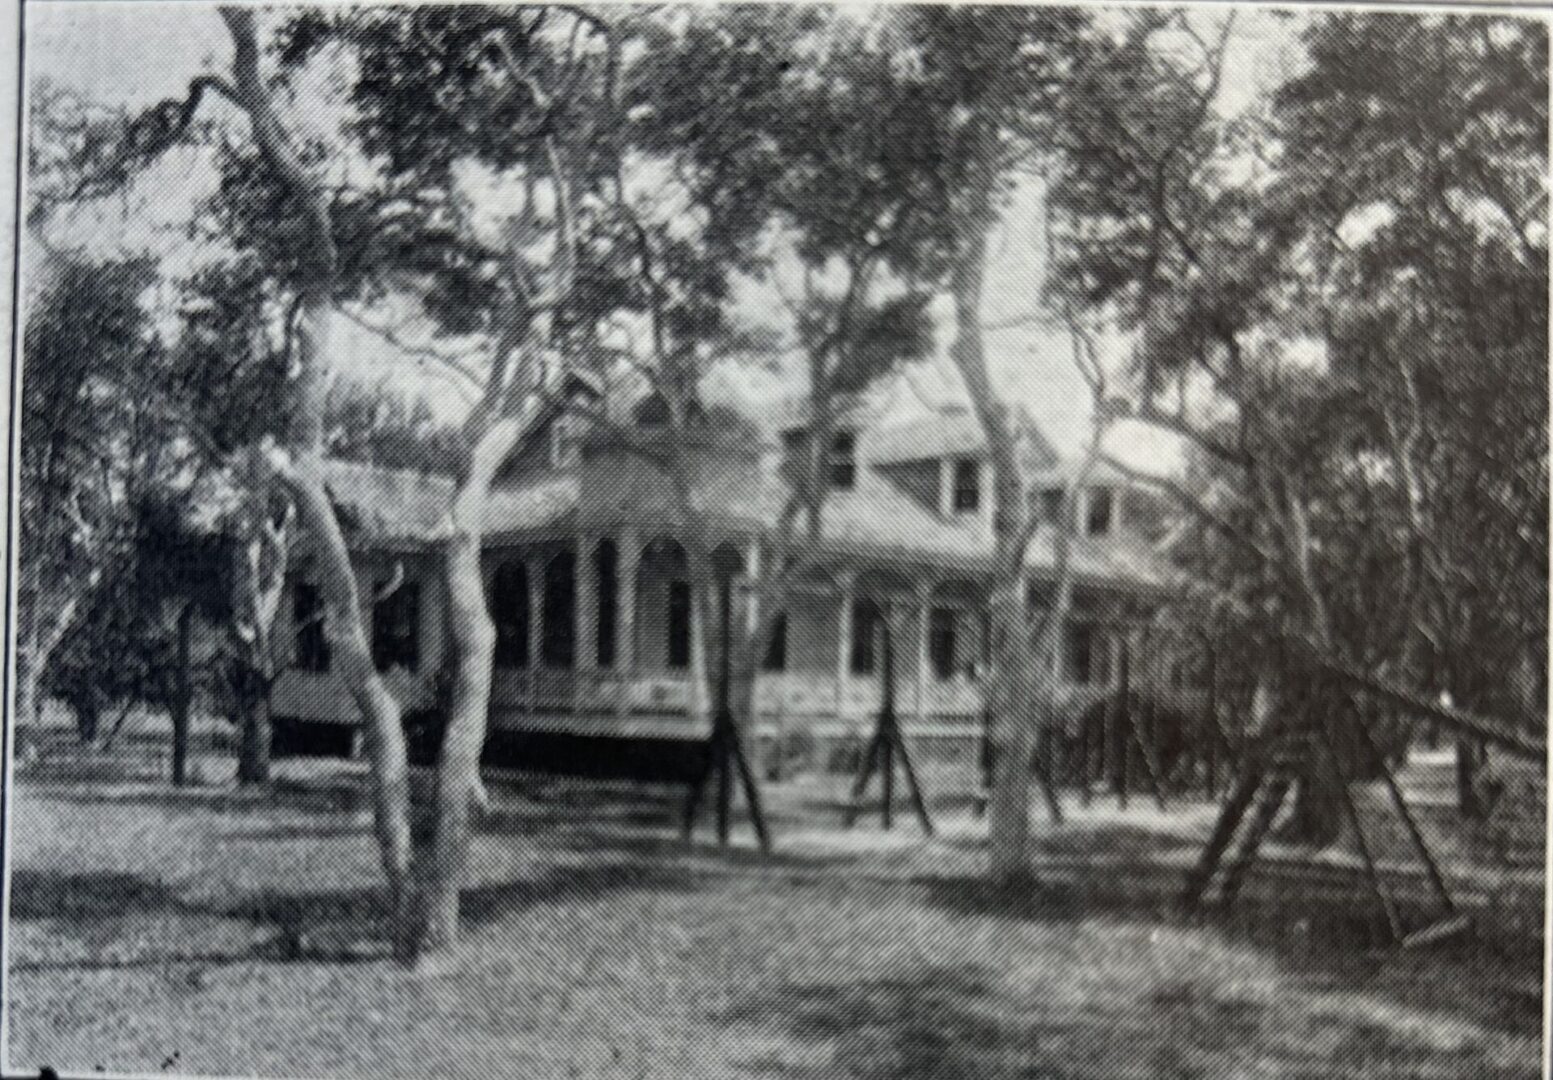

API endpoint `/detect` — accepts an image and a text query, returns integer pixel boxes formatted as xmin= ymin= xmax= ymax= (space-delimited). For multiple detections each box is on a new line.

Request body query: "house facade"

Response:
xmin=269 ymin=382 xmax=1189 ymax=771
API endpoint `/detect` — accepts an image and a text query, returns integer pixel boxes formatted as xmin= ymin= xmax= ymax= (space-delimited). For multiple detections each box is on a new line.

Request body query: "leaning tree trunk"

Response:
xmin=280 ymin=450 xmax=417 ymax=953
xmin=170 ymin=602 xmax=195 ymax=786
xmin=222 ymin=6 xmax=416 ymax=955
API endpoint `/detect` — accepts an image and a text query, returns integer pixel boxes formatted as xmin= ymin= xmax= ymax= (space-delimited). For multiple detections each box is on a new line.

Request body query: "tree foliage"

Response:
xmin=1048 ymin=11 xmax=1548 ymax=838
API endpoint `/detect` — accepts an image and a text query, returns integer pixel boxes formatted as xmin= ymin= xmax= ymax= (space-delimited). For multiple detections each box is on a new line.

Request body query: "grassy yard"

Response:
xmin=4 ymin=746 xmax=1544 ymax=1079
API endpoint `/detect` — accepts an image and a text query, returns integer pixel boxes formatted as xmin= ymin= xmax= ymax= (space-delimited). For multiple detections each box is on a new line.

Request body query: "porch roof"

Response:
xmin=321 ymin=456 xmax=1175 ymax=593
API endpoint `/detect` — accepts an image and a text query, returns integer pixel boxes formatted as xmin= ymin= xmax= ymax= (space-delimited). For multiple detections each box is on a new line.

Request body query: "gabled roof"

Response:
xmin=864 ymin=409 xmax=986 ymax=464
xmin=864 ymin=405 xmax=1060 ymax=475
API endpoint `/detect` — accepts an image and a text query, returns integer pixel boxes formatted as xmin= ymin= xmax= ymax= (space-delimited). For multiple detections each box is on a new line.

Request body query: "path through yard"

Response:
xmin=5 ymin=754 xmax=1543 ymax=1079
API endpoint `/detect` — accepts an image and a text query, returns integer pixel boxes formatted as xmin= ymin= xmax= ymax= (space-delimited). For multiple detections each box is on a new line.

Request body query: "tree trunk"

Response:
xmin=68 ymin=686 xmax=100 ymax=745
xmin=221 ymin=7 xmax=415 ymax=958
xmin=17 ymin=581 xmax=87 ymax=731
xmin=236 ymin=674 xmax=272 ymax=785
xmin=986 ymin=582 xmax=1037 ymax=883
xmin=282 ymin=454 xmax=417 ymax=954
xmin=1283 ymin=773 xmax=1344 ymax=847
xmin=419 ymin=524 xmax=493 ymax=952
xmin=16 ymin=655 xmax=43 ymax=734
xmin=418 ymin=413 xmax=533 ymax=955
xmin=170 ymin=603 xmax=195 ymax=786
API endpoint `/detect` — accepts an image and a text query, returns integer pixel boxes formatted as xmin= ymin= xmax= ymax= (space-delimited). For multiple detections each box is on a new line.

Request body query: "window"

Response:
xmin=542 ymin=552 xmax=576 ymax=669
xmin=293 ymin=581 xmax=329 ymax=673
xmin=489 ymin=561 xmax=529 ymax=669
xmin=850 ymin=599 xmax=882 ymax=675
xmin=1038 ymin=486 xmax=1065 ymax=524
xmin=372 ymin=579 xmax=420 ymax=672
xmin=762 ymin=612 xmax=788 ymax=672
xmin=952 ymin=459 xmax=980 ymax=513
xmin=1086 ymin=486 xmax=1114 ymax=536
xmin=595 ymin=541 xmax=617 ymax=668
xmin=667 ymin=579 xmax=692 ymax=670
xmin=829 ymin=431 xmax=856 ymax=491
xmin=929 ymin=607 xmax=958 ymax=681
xmin=1066 ymin=623 xmax=1113 ymax=685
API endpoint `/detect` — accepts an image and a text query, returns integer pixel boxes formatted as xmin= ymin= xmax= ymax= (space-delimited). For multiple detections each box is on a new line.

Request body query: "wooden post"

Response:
xmin=835 ymin=571 xmax=855 ymax=724
xmin=1181 ymin=767 xmax=1266 ymax=910
xmin=684 ymin=558 xmax=771 ymax=853
xmin=1216 ymin=772 xmax=1292 ymax=908
xmin=1126 ymin=628 xmax=1169 ymax=812
xmin=1114 ymin=630 xmax=1131 ymax=809
xmin=576 ymin=537 xmax=598 ymax=674
xmin=617 ymin=531 xmax=638 ymax=676
xmin=844 ymin=607 xmax=933 ymax=835
xmin=1204 ymin=645 xmax=1219 ymax=799
xmin=1356 ymin=717 xmax=1454 ymax=914
xmin=1317 ymin=714 xmax=1402 ymax=942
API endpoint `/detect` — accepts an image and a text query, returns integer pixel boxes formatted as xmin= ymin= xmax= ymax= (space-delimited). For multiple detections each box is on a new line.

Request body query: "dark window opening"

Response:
xmin=850 ymin=599 xmax=882 ymax=675
xmin=829 ymin=431 xmax=856 ymax=491
xmin=542 ymin=552 xmax=575 ymax=669
xmin=667 ymin=579 xmax=692 ymax=670
xmin=372 ymin=578 xmax=420 ymax=672
xmin=293 ymin=581 xmax=330 ymax=673
xmin=952 ymin=460 xmax=980 ymax=512
xmin=595 ymin=542 xmax=617 ymax=668
xmin=929 ymin=607 xmax=958 ymax=681
xmin=1038 ymin=486 xmax=1065 ymax=524
xmin=1086 ymin=486 xmax=1114 ymax=536
xmin=1067 ymin=623 xmax=1097 ymax=685
xmin=489 ymin=561 xmax=529 ymax=669
xmin=762 ymin=612 xmax=788 ymax=672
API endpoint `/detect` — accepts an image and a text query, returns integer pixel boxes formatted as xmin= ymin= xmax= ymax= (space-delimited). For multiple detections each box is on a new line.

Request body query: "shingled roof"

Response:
xmin=318 ymin=397 xmax=1173 ymax=594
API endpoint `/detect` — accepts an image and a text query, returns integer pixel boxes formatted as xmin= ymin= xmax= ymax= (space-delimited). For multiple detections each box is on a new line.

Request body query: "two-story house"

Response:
xmin=267 ymin=378 xmax=1181 ymax=776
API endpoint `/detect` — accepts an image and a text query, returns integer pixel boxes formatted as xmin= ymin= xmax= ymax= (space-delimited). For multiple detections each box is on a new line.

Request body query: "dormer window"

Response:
xmin=828 ymin=431 xmax=856 ymax=491
xmin=952 ymin=459 xmax=980 ymax=513
xmin=1086 ymin=486 xmax=1114 ymax=536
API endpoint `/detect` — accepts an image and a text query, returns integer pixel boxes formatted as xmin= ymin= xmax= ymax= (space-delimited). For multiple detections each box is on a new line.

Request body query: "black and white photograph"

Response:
xmin=2 ymin=2 xmax=1547 ymax=1077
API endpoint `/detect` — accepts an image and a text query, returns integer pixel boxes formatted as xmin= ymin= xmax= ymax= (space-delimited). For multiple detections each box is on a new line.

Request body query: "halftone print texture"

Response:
xmin=5 ymin=4 xmax=1546 ymax=1078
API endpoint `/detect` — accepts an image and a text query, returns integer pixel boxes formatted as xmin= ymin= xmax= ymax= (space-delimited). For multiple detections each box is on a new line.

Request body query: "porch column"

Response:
xmin=914 ymin=580 xmax=934 ymax=722
xmin=744 ymin=538 xmax=762 ymax=636
xmin=526 ymin=552 xmax=544 ymax=673
xmin=576 ymin=537 xmax=598 ymax=674
xmin=689 ymin=575 xmax=712 ymax=723
xmin=617 ymin=529 xmax=639 ymax=674
xmin=835 ymin=569 xmax=856 ymax=720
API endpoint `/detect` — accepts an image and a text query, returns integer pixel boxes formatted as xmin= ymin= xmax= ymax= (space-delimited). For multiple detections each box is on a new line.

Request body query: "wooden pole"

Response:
xmin=685 ymin=566 xmax=772 ymax=853
xmin=1113 ymin=631 xmax=1130 ymax=808
xmin=883 ymin=612 xmax=935 ymax=835
xmin=1204 ymin=645 xmax=1219 ymax=799
xmin=1182 ymin=767 xmax=1266 ymax=910
xmin=1317 ymin=714 xmax=1402 ymax=942
xmin=1217 ymin=772 xmax=1292 ymax=908
xmin=1125 ymin=630 xmax=1169 ymax=812
xmin=845 ymin=608 xmax=934 ymax=835
xmin=1356 ymin=715 xmax=1454 ymax=914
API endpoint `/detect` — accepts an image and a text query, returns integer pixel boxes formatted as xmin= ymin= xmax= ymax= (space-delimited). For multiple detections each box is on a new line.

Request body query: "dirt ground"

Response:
xmin=4 ymin=748 xmax=1544 ymax=1079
